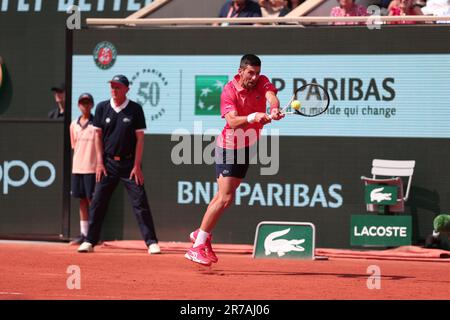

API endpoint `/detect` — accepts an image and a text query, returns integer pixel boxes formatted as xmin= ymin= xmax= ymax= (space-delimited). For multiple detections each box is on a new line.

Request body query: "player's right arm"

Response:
xmin=224 ymin=111 xmax=270 ymax=128
xmin=221 ymin=85 xmax=270 ymax=128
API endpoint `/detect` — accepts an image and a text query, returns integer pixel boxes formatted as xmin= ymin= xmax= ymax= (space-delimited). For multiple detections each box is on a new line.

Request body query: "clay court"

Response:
xmin=1 ymin=241 xmax=449 ymax=300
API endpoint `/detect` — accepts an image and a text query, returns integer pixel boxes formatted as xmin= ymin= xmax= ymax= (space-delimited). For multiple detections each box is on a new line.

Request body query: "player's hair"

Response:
xmin=240 ymin=54 xmax=261 ymax=69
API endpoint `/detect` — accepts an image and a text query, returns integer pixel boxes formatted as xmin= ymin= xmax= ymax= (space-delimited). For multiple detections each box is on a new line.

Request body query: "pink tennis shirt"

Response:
xmin=70 ymin=117 xmax=97 ymax=174
xmin=216 ymin=74 xmax=277 ymax=150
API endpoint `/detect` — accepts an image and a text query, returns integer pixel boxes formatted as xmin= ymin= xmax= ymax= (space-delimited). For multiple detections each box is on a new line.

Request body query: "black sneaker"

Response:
xmin=70 ymin=234 xmax=85 ymax=245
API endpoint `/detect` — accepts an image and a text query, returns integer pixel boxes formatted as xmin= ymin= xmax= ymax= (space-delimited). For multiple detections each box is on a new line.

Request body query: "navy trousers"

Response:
xmin=86 ymin=157 xmax=158 ymax=247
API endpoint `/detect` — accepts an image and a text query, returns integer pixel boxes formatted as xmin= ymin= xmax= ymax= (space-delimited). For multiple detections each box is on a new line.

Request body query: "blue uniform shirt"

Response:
xmin=93 ymin=99 xmax=146 ymax=158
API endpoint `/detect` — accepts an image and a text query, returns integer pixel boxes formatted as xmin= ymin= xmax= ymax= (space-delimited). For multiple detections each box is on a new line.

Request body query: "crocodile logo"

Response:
xmin=370 ymin=187 xmax=392 ymax=203
xmin=264 ymin=228 xmax=305 ymax=257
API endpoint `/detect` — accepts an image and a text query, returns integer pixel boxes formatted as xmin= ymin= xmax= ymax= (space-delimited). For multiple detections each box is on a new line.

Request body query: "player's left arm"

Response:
xmin=130 ymin=131 xmax=145 ymax=185
xmin=266 ymin=91 xmax=284 ymax=120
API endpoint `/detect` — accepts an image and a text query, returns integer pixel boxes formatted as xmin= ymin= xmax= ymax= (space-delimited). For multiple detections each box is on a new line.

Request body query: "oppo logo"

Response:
xmin=0 ymin=160 xmax=56 ymax=194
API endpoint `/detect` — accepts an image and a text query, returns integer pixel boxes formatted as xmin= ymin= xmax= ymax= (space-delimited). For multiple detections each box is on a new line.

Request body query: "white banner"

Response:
xmin=72 ymin=54 xmax=450 ymax=138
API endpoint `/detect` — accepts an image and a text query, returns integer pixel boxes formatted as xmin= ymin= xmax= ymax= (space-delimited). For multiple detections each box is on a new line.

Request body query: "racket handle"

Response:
xmin=268 ymin=111 xmax=287 ymax=120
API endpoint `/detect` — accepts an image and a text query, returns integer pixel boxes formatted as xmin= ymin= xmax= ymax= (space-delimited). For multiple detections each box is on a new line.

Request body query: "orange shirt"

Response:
xmin=70 ymin=116 xmax=96 ymax=174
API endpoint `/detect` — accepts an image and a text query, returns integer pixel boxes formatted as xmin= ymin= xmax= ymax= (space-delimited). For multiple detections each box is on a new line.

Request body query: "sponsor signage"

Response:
xmin=0 ymin=122 xmax=63 ymax=236
xmin=129 ymin=68 xmax=169 ymax=122
xmin=253 ymin=221 xmax=315 ymax=260
xmin=177 ymin=181 xmax=343 ymax=208
xmin=72 ymin=54 xmax=450 ymax=138
xmin=351 ymin=215 xmax=412 ymax=246
xmin=0 ymin=0 xmax=154 ymax=12
xmin=364 ymin=184 xmax=398 ymax=205
xmin=0 ymin=160 xmax=56 ymax=195
xmin=93 ymin=41 xmax=117 ymax=70
xmin=195 ymin=75 xmax=227 ymax=116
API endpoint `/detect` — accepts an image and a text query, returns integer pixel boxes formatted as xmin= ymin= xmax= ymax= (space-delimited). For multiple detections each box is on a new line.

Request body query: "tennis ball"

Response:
xmin=291 ymin=100 xmax=301 ymax=110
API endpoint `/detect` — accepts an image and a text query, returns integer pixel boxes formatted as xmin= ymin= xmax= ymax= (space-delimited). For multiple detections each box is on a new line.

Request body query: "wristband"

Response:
xmin=247 ymin=112 xmax=257 ymax=124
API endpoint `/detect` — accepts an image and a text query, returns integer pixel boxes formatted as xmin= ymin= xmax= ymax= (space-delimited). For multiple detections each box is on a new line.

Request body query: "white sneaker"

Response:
xmin=148 ymin=243 xmax=161 ymax=254
xmin=77 ymin=242 xmax=93 ymax=253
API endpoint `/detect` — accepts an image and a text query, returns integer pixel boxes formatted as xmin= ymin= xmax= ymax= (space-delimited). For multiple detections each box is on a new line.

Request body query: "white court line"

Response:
xmin=0 ymin=292 xmax=24 ymax=295
xmin=0 ymin=292 xmax=136 ymax=299
xmin=0 ymin=240 xmax=67 ymax=246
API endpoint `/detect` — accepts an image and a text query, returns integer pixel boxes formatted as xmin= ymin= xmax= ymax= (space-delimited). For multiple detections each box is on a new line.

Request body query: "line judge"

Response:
xmin=78 ymin=75 xmax=160 ymax=255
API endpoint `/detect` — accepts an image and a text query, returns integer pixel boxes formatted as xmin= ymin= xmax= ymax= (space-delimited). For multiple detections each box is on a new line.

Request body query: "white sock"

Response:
xmin=432 ymin=230 xmax=440 ymax=238
xmin=80 ymin=220 xmax=89 ymax=237
xmin=194 ymin=229 xmax=210 ymax=248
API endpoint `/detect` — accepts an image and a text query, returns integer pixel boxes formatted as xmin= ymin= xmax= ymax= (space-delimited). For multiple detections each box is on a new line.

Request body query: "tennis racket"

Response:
xmin=270 ymin=83 xmax=330 ymax=119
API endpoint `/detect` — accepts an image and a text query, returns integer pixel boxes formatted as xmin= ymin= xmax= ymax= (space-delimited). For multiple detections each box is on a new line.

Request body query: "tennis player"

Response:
xmin=185 ymin=54 xmax=284 ymax=266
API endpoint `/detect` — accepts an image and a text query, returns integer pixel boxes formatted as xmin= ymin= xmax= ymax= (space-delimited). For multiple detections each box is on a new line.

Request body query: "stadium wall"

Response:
xmin=1 ymin=25 xmax=450 ymax=248
xmin=0 ymin=1 xmax=152 ymax=118
xmin=72 ymin=25 xmax=450 ymax=248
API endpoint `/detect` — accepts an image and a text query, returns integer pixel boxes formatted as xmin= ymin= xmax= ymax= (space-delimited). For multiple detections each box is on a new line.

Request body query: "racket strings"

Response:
xmin=294 ymin=85 xmax=329 ymax=116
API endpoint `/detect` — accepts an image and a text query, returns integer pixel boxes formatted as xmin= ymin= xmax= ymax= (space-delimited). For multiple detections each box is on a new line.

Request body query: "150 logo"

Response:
xmin=0 ymin=160 xmax=56 ymax=195
xmin=130 ymin=68 xmax=168 ymax=122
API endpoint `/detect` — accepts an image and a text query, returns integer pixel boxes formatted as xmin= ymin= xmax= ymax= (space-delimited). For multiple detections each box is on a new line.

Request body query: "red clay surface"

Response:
xmin=0 ymin=241 xmax=449 ymax=300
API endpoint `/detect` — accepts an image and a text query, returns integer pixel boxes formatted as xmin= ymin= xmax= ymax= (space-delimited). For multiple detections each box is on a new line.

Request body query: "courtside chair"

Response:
xmin=361 ymin=159 xmax=416 ymax=214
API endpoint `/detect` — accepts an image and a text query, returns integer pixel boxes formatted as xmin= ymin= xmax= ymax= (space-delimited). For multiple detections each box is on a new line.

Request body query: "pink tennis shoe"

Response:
xmin=189 ymin=229 xmax=218 ymax=263
xmin=184 ymin=244 xmax=212 ymax=266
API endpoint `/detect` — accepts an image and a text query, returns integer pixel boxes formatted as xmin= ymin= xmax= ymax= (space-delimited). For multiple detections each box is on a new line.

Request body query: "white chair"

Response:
xmin=361 ymin=159 xmax=415 ymax=213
